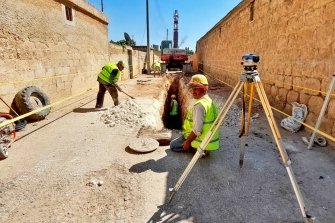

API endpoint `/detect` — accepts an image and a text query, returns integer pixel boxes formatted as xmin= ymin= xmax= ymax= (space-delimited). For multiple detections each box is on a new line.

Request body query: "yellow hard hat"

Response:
xmin=189 ymin=74 xmax=208 ymax=89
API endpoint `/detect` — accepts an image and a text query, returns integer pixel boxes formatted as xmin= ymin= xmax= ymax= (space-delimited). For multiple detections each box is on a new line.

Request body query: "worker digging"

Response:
xmin=95 ymin=60 xmax=125 ymax=108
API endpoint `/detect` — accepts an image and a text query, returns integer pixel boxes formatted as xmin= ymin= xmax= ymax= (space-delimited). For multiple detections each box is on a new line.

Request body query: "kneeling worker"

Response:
xmin=95 ymin=60 xmax=125 ymax=108
xmin=170 ymin=74 xmax=219 ymax=155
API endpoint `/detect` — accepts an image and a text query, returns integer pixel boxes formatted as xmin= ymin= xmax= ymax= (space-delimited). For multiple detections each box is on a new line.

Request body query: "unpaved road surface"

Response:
xmin=0 ymin=74 xmax=334 ymax=223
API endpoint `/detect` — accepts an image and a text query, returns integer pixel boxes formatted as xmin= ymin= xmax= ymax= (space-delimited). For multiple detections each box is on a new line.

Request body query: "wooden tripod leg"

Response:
xmin=246 ymin=83 xmax=254 ymax=134
xmin=239 ymin=83 xmax=254 ymax=167
xmin=168 ymin=81 xmax=244 ymax=203
xmin=254 ymin=82 xmax=314 ymax=222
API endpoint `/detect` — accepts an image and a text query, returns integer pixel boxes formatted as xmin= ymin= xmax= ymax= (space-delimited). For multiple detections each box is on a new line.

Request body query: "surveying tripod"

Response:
xmin=168 ymin=55 xmax=315 ymax=223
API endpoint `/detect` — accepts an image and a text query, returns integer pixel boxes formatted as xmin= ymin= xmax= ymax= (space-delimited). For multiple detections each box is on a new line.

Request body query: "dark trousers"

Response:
xmin=95 ymin=82 xmax=119 ymax=108
xmin=168 ymin=115 xmax=179 ymax=129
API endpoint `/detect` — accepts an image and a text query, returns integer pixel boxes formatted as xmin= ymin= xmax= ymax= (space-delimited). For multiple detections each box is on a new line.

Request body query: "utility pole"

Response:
xmin=101 ymin=0 xmax=104 ymax=12
xmin=146 ymin=0 xmax=151 ymax=74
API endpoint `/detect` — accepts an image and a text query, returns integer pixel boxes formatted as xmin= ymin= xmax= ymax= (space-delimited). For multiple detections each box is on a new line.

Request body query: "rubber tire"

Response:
xmin=14 ymin=86 xmax=50 ymax=121
xmin=14 ymin=119 xmax=27 ymax=131
xmin=0 ymin=144 xmax=8 ymax=160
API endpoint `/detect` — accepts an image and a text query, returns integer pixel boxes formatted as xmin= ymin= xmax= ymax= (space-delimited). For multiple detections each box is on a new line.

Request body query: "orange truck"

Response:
xmin=160 ymin=40 xmax=191 ymax=72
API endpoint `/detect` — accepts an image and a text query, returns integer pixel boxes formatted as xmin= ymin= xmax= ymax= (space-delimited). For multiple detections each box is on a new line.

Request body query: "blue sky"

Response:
xmin=86 ymin=0 xmax=242 ymax=51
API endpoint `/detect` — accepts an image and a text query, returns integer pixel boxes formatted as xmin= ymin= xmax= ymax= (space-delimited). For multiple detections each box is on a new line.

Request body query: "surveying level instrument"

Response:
xmin=168 ymin=54 xmax=315 ymax=223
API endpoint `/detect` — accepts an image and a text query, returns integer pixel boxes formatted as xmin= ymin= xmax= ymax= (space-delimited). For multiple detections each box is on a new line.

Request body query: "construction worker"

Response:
xmin=169 ymin=94 xmax=179 ymax=129
xmin=170 ymin=74 xmax=219 ymax=156
xmin=152 ymin=61 xmax=161 ymax=77
xmin=95 ymin=60 xmax=125 ymax=108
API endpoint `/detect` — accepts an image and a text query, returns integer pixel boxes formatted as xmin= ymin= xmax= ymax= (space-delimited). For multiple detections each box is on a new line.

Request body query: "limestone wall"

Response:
xmin=0 ymin=0 xmax=159 ymax=114
xmin=196 ymin=0 xmax=335 ymax=136
xmin=108 ymin=44 xmax=160 ymax=79
xmin=0 ymin=0 xmax=109 ymax=111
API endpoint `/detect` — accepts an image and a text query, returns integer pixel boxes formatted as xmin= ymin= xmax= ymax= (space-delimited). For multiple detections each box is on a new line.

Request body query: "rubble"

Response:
xmin=100 ymin=99 xmax=156 ymax=129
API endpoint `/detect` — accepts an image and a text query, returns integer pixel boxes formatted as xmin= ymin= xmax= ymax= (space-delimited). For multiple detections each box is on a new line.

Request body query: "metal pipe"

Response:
xmin=146 ymin=0 xmax=151 ymax=74
xmin=308 ymin=74 xmax=335 ymax=149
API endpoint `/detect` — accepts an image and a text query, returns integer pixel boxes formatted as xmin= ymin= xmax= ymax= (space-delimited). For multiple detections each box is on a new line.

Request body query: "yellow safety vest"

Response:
xmin=182 ymin=95 xmax=220 ymax=150
xmin=98 ymin=63 xmax=121 ymax=84
xmin=154 ymin=61 xmax=161 ymax=68
xmin=170 ymin=99 xmax=178 ymax=115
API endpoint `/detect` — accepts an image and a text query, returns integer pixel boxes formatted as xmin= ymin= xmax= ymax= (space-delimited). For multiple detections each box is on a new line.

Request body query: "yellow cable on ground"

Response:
xmin=0 ymin=87 xmax=97 ymax=128
xmin=200 ymin=68 xmax=335 ymax=142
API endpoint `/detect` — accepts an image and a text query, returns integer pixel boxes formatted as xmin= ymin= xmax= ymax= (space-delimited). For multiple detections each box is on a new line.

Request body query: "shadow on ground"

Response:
xmin=72 ymin=107 xmax=107 ymax=113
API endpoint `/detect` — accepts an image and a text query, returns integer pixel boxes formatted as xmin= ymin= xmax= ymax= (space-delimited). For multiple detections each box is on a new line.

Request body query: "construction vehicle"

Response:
xmin=160 ymin=10 xmax=191 ymax=73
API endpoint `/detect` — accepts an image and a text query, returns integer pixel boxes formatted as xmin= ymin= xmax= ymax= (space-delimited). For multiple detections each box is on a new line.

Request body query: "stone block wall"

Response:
xmin=0 ymin=0 xmax=161 ymax=113
xmin=196 ymin=0 xmax=335 ymax=136
xmin=108 ymin=44 xmax=160 ymax=79
xmin=0 ymin=0 xmax=109 ymax=111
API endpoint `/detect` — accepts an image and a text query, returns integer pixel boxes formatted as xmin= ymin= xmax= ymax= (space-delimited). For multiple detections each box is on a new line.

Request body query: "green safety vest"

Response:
xmin=154 ymin=61 xmax=160 ymax=68
xmin=182 ymin=95 xmax=220 ymax=150
xmin=170 ymin=99 xmax=178 ymax=115
xmin=98 ymin=63 xmax=121 ymax=84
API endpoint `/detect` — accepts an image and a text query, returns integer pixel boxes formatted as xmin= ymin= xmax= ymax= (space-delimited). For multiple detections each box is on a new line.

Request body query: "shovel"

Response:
xmin=120 ymin=90 xmax=135 ymax=99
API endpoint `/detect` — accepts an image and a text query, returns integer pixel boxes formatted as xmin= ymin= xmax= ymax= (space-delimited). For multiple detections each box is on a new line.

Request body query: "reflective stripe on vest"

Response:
xmin=182 ymin=95 xmax=220 ymax=150
xmin=98 ymin=63 xmax=121 ymax=84
xmin=170 ymin=99 xmax=178 ymax=115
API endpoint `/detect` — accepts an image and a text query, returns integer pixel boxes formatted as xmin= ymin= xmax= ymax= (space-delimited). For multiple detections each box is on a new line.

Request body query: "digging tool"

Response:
xmin=0 ymin=96 xmax=20 ymax=116
xmin=168 ymin=54 xmax=315 ymax=223
xmin=120 ymin=90 xmax=135 ymax=99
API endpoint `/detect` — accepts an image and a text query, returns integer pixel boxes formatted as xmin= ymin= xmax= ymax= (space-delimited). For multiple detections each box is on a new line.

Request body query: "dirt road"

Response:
xmin=0 ymin=74 xmax=334 ymax=223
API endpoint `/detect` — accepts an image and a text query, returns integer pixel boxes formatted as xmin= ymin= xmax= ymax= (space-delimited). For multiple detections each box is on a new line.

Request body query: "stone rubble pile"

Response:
xmin=222 ymin=104 xmax=241 ymax=127
xmin=100 ymin=99 xmax=156 ymax=129
xmin=211 ymin=96 xmax=241 ymax=127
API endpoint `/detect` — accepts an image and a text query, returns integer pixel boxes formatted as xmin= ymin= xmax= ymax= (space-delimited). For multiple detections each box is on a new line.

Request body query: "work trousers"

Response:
xmin=168 ymin=114 xmax=179 ymax=129
xmin=95 ymin=81 xmax=119 ymax=108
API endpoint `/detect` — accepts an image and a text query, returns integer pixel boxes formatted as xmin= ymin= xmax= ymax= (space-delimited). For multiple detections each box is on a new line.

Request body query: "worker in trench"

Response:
xmin=95 ymin=60 xmax=125 ymax=108
xmin=170 ymin=74 xmax=220 ymax=157
xmin=168 ymin=94 xmax=179 ymax=129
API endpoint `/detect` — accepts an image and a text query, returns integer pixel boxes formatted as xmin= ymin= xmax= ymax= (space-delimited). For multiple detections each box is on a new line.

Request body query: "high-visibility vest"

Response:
xmin=154 ymin=61 xmax=161 ymax=68
xmin=98 ymin=63 xmax=121 ymax=84
xmin=182 ymin=95 xmax=220 ymax=150
xmin=170 ymin=99 xmax=178 ymax=115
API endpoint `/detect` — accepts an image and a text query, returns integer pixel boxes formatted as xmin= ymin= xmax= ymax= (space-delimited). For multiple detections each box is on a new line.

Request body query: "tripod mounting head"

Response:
xmin=241 ymin=53 xmax=260 ymax=71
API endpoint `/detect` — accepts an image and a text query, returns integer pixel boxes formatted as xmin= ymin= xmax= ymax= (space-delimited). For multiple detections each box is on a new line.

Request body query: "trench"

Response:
xmin=162 ymin=75 xmax=185 ymax=130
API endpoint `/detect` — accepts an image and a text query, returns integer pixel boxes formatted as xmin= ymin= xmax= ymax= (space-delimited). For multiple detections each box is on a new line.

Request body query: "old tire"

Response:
xmin=14 ymin=86 xmax=50 ymax=121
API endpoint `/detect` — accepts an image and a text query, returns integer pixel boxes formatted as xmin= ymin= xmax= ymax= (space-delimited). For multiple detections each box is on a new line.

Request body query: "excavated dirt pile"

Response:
xmin=100 ymin=99 xmax=157 ymax=129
